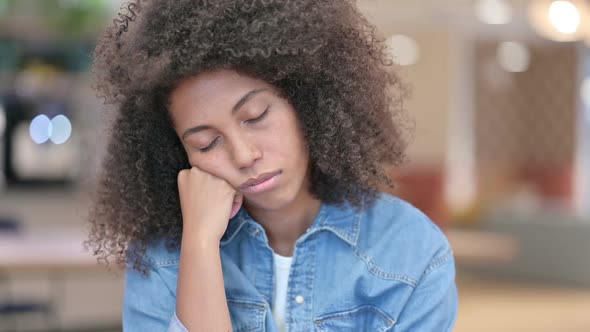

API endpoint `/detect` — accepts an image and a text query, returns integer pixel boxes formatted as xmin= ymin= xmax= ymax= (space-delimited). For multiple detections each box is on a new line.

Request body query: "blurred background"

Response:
xmin=0 ymin=0 xmax=589 ymax=331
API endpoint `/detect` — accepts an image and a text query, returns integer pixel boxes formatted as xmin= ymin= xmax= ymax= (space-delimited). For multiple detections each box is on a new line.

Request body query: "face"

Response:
xmin=168 ymin=69 xmax=312 ymax=210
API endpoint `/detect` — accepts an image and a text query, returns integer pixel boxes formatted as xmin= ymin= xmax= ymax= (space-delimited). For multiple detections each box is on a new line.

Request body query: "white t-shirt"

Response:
xmin=272 ymin=252 xmax=293 ymax=332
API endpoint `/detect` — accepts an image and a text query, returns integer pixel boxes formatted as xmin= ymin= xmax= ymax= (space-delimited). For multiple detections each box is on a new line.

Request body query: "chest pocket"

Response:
xmin=228 ymin=299 xmax=266 ymax=332
xmin=313 ymin=305 xmax=395 ymax=332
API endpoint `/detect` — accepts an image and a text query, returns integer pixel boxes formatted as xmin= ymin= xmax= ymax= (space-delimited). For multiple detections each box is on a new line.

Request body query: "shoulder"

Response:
xmin=362 ymin=192 xmax=450 ymax=250
xmin=356 ymin=192 xmax=454 ymax=285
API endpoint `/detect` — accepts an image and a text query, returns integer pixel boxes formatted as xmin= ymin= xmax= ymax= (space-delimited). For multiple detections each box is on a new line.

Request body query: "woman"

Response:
xmin=87 ymin=0 xmax=458 ymax=331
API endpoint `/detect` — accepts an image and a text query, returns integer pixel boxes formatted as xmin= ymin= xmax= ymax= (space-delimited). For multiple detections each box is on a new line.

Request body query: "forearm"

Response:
xmin=176 ymin=231 xmax=232 ymax=331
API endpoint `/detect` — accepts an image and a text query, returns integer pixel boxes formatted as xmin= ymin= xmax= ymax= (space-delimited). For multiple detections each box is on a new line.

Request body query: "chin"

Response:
xmin=244 ymin=188 xmax=297 ymax=211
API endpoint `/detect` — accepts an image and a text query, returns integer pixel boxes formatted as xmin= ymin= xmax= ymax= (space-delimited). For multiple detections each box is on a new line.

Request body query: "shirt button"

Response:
xmin=295 ymin=295 xmax=304 ymax=304
xmin=253 ymin=229 xmax=260 ymax=236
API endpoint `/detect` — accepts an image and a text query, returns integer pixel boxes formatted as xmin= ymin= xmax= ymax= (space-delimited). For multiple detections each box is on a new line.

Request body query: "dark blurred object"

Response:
xmin=1 ymin=92 xmax=30 ymax=185
xmin=0 ymin=302 xmax=49 ymax=314
xmin=0 ymin=216 xmax=21 ymax=233
xmin=0 ymin=302 xmax=51 ymax=332
xmin=0 ymin=39 xmax=85 ymax=189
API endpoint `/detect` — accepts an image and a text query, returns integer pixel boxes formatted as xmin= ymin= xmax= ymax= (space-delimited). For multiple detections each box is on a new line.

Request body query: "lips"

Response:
xmin=239 ymin=170 xmax=282 ymax=190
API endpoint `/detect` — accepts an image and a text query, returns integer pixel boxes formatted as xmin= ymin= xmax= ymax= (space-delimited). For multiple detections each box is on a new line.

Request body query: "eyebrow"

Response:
xmin=181 ymin=88 xmax=267 ymax=140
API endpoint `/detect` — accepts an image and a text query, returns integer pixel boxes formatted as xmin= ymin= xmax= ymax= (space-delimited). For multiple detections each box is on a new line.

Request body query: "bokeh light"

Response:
xmin=475 ymin=0 xmax=512 ymax=25
xmin=49 ymin=114 xmax=72 ymax=144
xmin=497 ymin=41 xmax=530 ymax=73
xmin=548 ymin=1 xmax=581 ymax=34
xmin=386 ymin=34 xmax=420 ymax=66
xmin=29 ymin=114 xmax=52 ymax=144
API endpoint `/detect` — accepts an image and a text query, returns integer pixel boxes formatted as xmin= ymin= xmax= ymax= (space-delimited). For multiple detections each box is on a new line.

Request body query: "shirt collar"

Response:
xmin=310 ymin=198 xmax=364 ymax=247
xmin=220 ymin=208 xmax=249 ymax=245
xmin=220 ymin=198 xmax=364 ymax=248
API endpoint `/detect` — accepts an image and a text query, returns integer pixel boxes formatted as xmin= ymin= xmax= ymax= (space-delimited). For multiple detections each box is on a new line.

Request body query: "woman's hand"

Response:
xmin=177 ymin=166 xmax=243 ymax=242
xmin=176 ymin=166 xmax=238 ymax=331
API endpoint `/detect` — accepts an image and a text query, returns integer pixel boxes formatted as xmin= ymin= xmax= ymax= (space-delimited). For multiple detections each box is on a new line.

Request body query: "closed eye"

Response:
xmin=245 ymin=106 xmax=270 ymax=124
xmin=198 ymin=137 xmax=220 ymax=152
xmin=197 ymin=106 xmax=271 ymax=153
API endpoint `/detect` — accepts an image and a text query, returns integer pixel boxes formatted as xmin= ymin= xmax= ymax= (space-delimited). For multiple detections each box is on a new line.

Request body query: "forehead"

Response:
xmin=170 ymin=70 xmax=272 ymax=116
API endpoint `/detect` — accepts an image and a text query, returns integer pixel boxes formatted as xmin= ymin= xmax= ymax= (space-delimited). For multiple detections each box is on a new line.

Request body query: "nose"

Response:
xmin=229 ymin=133 xmax=262 ymax=169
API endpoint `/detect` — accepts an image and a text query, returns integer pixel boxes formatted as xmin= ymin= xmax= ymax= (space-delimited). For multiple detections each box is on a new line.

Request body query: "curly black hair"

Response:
xmin=85 ymin=0 xmax=410 ymax=273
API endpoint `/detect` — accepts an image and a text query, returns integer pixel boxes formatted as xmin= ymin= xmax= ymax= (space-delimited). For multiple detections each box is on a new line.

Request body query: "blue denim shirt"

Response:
xmin=123 ymin=192 xmax=458 ymax=331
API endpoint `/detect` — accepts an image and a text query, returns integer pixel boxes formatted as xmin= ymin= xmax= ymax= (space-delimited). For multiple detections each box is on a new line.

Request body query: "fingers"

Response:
xmin=230 ymin=193 xmax=243 ymax=219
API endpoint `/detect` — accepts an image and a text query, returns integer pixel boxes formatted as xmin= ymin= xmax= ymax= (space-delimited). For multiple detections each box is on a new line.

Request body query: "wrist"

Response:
xmin=181 ymin=227 xmax=221 ymax=248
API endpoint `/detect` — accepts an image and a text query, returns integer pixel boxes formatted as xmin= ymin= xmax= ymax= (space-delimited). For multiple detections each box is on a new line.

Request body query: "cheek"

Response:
xmin=279 ymin=116 xmax=308 ymax=157
xmin=270 ymin=110 xmax=306 ymax=147
xmin=188 ymin=153 xmax=230 ymax=180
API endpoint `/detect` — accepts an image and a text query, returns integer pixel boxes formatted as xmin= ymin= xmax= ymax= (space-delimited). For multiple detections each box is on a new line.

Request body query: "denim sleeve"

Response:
xmin=123 ymin=263 xmax=188 ymax=332
xmin=167 ymin=313 xmax=189 ymax=332
xmin=393 ymin=249 xmax=458 ymax=332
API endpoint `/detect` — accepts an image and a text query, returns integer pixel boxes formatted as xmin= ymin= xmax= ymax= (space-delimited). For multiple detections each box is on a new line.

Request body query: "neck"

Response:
xmin=244 ymin=191 xmax=322 ymax=257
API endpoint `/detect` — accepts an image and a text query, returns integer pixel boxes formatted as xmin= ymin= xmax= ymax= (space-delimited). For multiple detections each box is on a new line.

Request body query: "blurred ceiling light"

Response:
xmin=497 ymin=41 xmax=530 ymax=73
xmin=528 ymin=0 xmax=590 ymax=42
xmin=386 ymin=35 xmax=420 ymax=66
xmin=49 ymin=115 xmax=72 ymax=144
xmin=0 ymin=104 xmax=6 ymax=136
xmin=549 ymin=1 xmax=580 ymax=33
xmin=475 ymin=0 xmax=512 ymax=25
xmin=29 ymin=115 xmax=52 ymax=144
